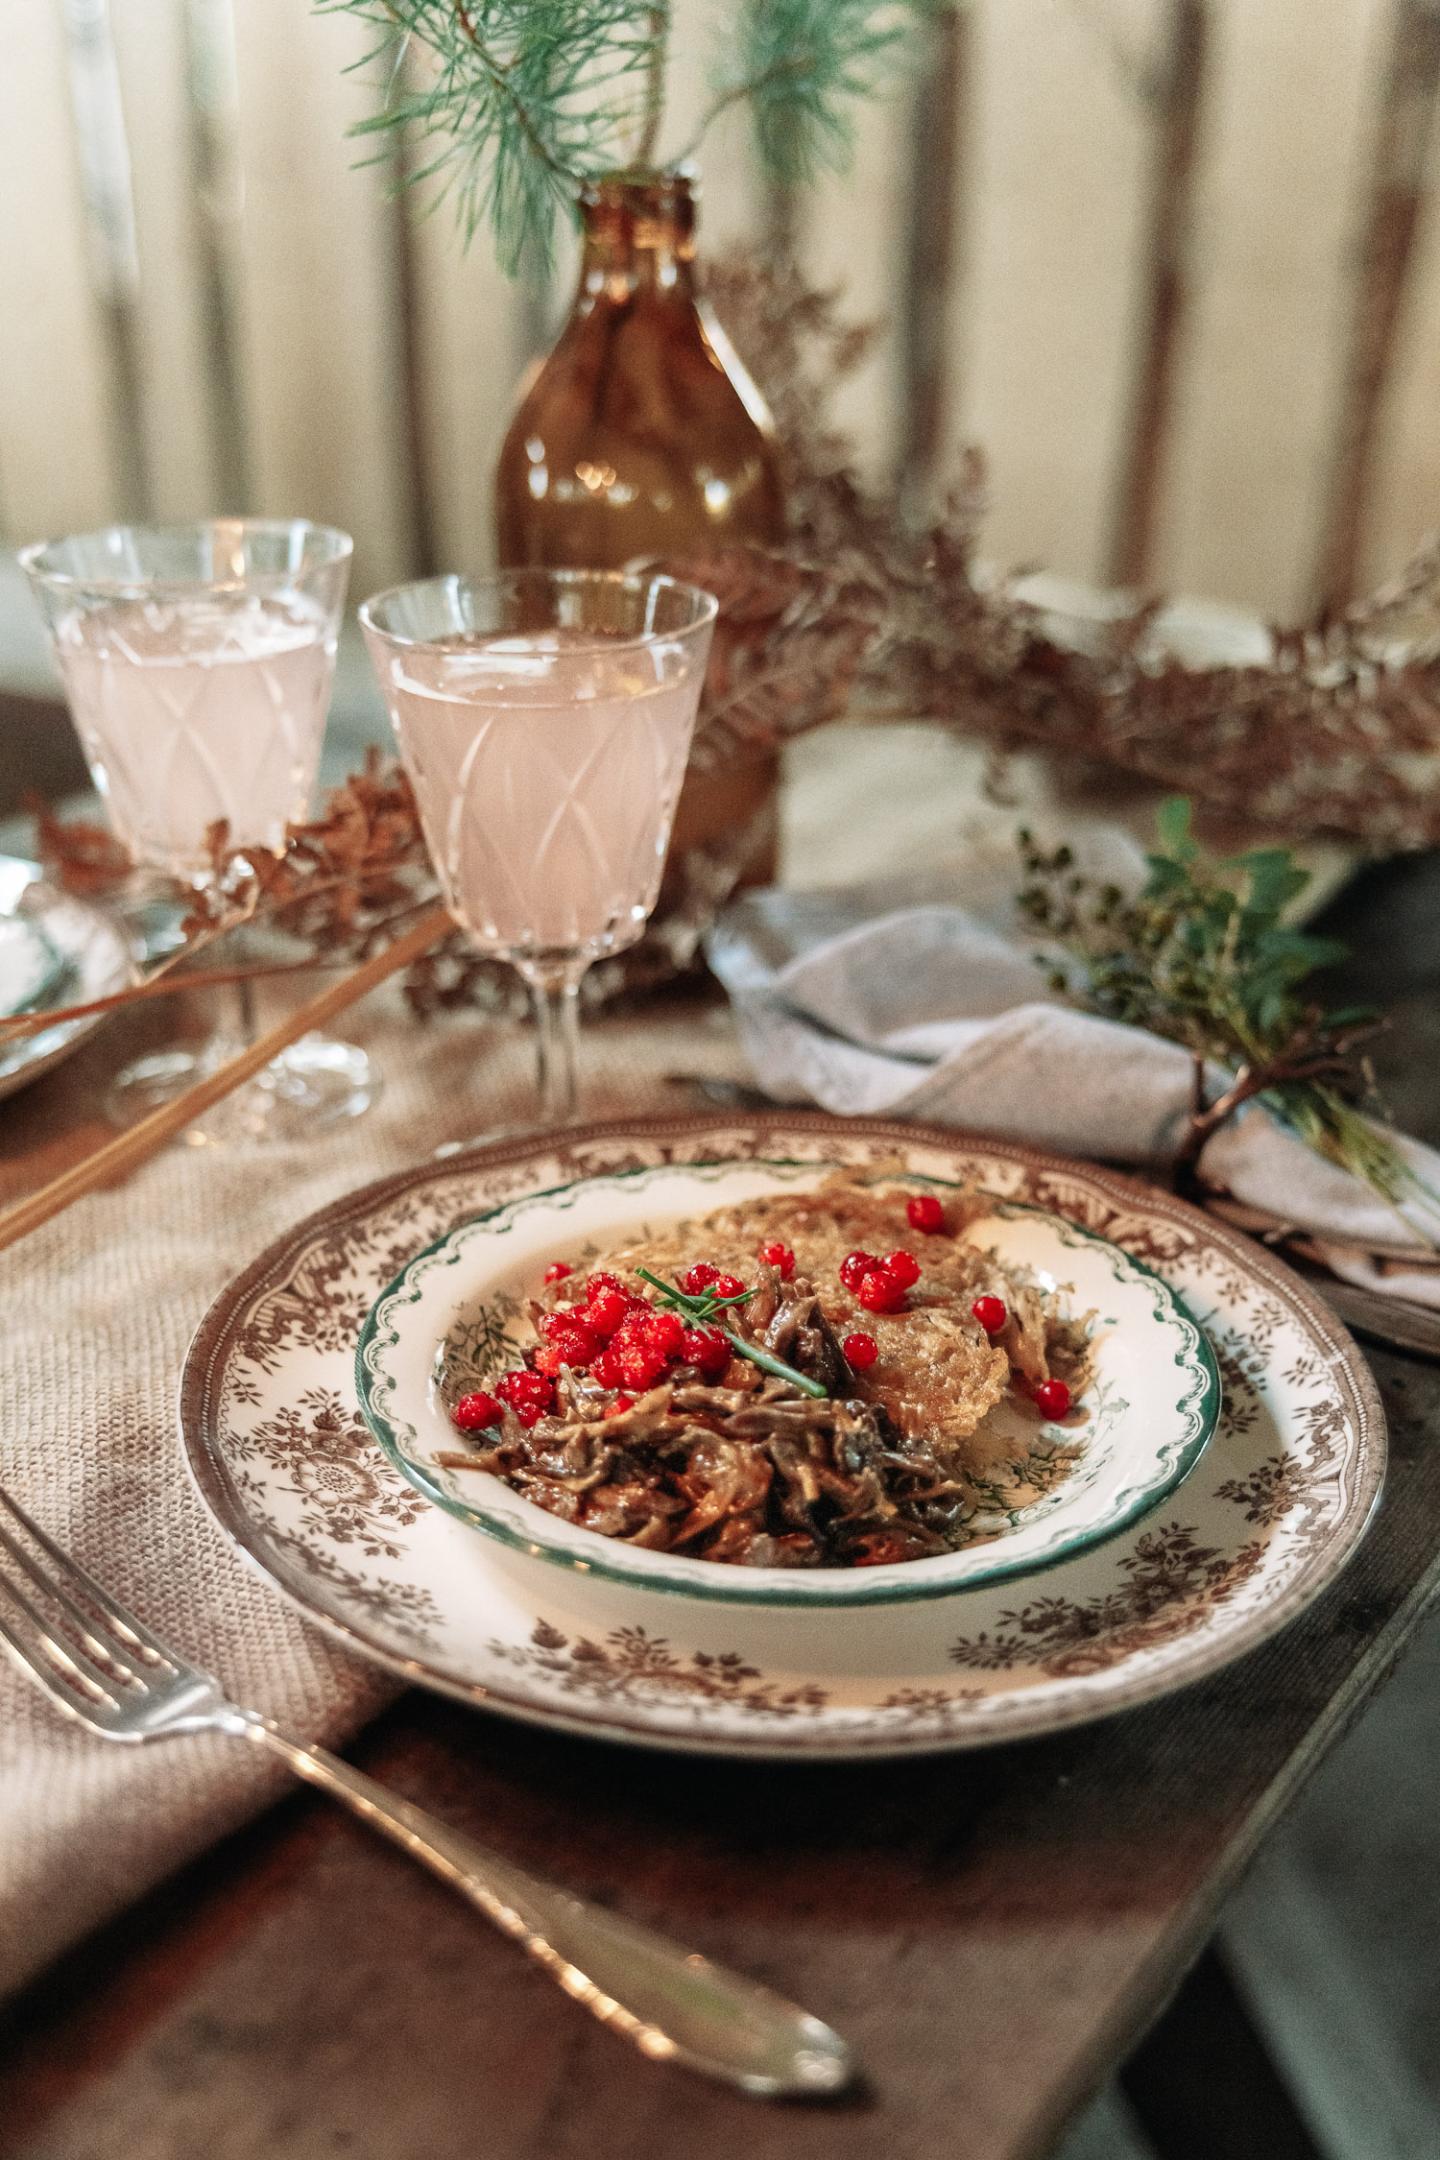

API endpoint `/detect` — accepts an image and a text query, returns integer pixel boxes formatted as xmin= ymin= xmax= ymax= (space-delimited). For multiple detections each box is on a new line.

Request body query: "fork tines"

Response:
xmin=0 ymin=1484 xmax=172 ymax=1724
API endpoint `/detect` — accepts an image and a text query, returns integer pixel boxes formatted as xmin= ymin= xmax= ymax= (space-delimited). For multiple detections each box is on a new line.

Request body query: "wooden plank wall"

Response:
xmin=1 ymin=0 xmax=1438 ymax=618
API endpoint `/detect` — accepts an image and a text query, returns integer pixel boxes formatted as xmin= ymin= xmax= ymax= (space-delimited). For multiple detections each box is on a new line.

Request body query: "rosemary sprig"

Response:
xmin=634 ymin=1266 xmax=830 ymax=1399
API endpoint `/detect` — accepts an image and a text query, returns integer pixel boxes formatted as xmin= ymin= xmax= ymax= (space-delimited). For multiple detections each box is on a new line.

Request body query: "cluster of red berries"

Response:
xmin=534 ymin=1269 xmax=734 ymax=1396
xmin=448 ymin=1220 xmax=1077 ymax=1437
xmin=450 ymin=1260 xmax=748 ymax=1435
xmin=837 ymin=1245 xmax=921 ymax=1315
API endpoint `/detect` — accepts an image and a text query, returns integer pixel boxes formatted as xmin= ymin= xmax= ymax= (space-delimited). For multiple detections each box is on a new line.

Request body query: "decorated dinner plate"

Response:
xmin=180 ymin=1115 xmax=1385 ymax=1759
xmin=0 ymin=857 xmax=134 ymax=1105
xmin=355 ymin=1162 xmax=1222 ymax=1604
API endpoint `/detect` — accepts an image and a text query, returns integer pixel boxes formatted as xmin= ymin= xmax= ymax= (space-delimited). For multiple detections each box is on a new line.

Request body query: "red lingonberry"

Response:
xmin=711 ymin=1272 xmax=747 ymax=1300
xmin=497 ymin=1367 xmax=554 ymax=1416
xmin=539 ymin=1307 xmax=590 ymax=1344
xmin=839 ymin=1249 xmax=878 ymax=1293
xmin=681 ymin=1325 xmax=731 ymax=1376
xmin=642 ymin=1308 xmax=685 ymax=1358
xmin=971 ymin=1295 xmax=1008 ymax=1336
xmin=591 ymin=1346 xmax=626 ymax=1390
xmin=581 ymin=1284 xmax=631 ymax=1338
xmin=1034 ymin=1378 xmax=1072 ymax=1421
xmin=543 ymin=1260 xmax=573 ymax=1285
xmin=883 ymin=1248 xmax=921 ymax=1288
xmin=906 ymin=1193 xmax=946 ymax=1235
xmin=842 ymin=1331 xmax=879 ymax=1371
xmin=556 ymin=1325 xmax=600 ymax=1368
xmin=603 ymin=1394 xmax=637 ymax=1419
xmin=532 ymin=1345 xmax=565 ymax=1378
xmin=618 ymin=1343 xmax=670 ymax=1391
xmin=759 ymin=1240 xmax=796 ymax=1280
xmin=857 ymin=1269 xmax=906 ymax=1315
xmin=452 ymin=1391 xmax=502 ymax=1432
xmin=680 ymin=1261 xmax=720 ymax=1295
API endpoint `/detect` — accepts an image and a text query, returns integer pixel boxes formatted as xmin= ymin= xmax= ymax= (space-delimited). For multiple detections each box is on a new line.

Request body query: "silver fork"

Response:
xmin=0 ymin=1484 xmax=854 ymax=2098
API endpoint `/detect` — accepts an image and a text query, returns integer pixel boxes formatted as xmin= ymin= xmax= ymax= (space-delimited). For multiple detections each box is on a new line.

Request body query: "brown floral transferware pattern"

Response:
xmin=180 ymin=1114 xmax=1385 ymax=1758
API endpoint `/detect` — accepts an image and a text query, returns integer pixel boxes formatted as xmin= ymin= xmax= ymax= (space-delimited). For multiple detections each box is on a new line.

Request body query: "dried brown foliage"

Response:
xmin=25 ymin=253 xmax=1440 ymax=1040
xmin=685 ymin=255 xmax=1440 ymax=850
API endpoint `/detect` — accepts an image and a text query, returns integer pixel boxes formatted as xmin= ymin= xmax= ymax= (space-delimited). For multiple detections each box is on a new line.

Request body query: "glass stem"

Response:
xmin=231 ymin=965 xmax=259 ymax=1053
xmin=519 ymin=960 xmax=587 ymax=1126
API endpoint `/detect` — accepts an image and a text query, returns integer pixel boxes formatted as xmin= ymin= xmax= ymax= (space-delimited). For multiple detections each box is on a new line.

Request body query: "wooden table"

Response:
xmin=2 ymin=754 xmax=1438 ymax=2159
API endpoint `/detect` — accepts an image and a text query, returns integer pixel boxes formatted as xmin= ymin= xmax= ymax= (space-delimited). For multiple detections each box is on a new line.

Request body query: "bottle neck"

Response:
xmin=577 ymin=170 xmax=699 ymax=302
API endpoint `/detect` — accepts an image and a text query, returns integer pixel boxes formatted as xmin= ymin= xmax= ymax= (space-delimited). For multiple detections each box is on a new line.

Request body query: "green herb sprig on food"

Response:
xmin=635 ymin=1266 xmax=829 ymax=1398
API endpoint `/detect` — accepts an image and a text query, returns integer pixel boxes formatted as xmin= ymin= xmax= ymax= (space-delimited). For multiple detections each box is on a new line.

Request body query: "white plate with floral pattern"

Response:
xmin=180 ymin=1115 xmax=1385 ymax=1759
xmin=355 ymin=1161 xmax=1221 ymax=1605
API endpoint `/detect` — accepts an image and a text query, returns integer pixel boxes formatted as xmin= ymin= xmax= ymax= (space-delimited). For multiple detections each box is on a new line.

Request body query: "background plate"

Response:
xmin=0 ymin=857 xmax=134 ymax=1105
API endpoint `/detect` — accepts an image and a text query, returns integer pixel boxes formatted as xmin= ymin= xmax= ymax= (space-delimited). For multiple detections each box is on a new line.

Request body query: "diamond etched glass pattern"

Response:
xmin=361 ymin=570 xmax=716 ymax=1128
xmin=54 ymin=594 xmax=335 ymax=877
xmin=385 ymin=628 xmax=698 ymax=961
xmin=20 ymin=517 xmax=370 ymax=1142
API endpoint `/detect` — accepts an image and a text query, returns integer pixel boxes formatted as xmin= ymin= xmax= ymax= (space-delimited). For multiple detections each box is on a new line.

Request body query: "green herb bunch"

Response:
xmin=319 ymin=0 xmax=947 ymax=271
xmin=1018 ymin=798 xmax=1436 ymax=1230
xmin=635 ymin=1267 xmax=828 ymax=1397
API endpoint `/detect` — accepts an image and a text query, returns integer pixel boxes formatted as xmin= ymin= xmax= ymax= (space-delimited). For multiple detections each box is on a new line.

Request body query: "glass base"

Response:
xmin=105 ymin=1032 xmax=379 ymax=1146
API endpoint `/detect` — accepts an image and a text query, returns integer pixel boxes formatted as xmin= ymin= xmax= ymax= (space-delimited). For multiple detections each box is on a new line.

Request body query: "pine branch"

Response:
xmin=693 ymin=0 xmax=948 ymax=182
xmin=319 ymin=0 xmax=660 ymax=270
xmin=636 ymin=4 xmax=671 ymax=166
xmin=320 ymin=0 xmax=948 ymax=269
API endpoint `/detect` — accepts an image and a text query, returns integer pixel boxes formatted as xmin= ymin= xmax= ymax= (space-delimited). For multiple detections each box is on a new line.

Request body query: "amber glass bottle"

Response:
xmin=495 ymin=167 xmax=786 ymax=893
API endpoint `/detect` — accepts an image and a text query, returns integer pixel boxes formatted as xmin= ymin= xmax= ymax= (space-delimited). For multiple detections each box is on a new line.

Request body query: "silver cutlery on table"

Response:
xmin=0 ymin=1484 xmax=854 ymax=2099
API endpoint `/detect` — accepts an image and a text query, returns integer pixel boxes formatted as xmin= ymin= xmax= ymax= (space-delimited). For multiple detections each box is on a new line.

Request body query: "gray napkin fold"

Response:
xmin=708 ymin=879 xmax=1440 ymax=1307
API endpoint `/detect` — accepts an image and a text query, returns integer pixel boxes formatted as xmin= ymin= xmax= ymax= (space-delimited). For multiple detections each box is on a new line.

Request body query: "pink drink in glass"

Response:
xmin=377 ymin=625 xmax=700 ymax=963
xmin=53 ymin=592 xmax=337 ymax=876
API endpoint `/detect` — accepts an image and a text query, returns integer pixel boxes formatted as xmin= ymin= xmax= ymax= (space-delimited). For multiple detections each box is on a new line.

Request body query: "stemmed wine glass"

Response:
xmin=22 ymin=518 xmax=374 ymax=1141
xmin=360 ymin=568 xmax=717 ymax=1126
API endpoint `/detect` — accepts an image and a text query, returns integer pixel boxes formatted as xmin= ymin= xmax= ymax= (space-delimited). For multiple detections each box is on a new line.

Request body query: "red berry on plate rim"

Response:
xmin=452 ymin=1390 xmax=502 ymax=1432
xmin=681 ymin=1261 xmax=720 ymax=1295
xmin=759 ymin=1240 xmax=796 ymax=1280
xmin=857 ymin=1269 xmax=906 ymax=1314
xmin=883 ymin=1248 xmax=921 ymax=1288
xmin=1034 ymin=1378 xmax=1072 ymax=1421
xmin=543 ymin=1260 xmax=573 ymax=1285
xmin=839 ymin=1249 xmax=878 ymax=1293
xmin=971 ymin=1295 xmax=1007 ymax=1336
xmin=842 ymin=1331 xmax=879 ymax=1370
xmin=906 ymin=1193 xmax=945 ymax=1235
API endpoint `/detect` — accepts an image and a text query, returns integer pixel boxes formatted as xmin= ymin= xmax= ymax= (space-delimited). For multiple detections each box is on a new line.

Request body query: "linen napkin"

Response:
xmin=708 ymin=860 xmax=1440 ymax=1308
